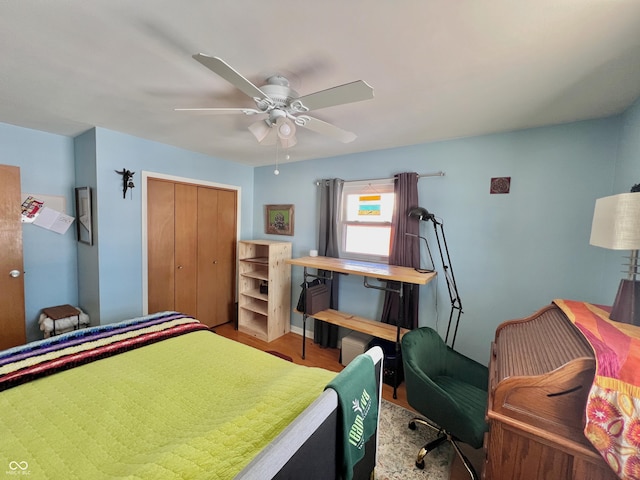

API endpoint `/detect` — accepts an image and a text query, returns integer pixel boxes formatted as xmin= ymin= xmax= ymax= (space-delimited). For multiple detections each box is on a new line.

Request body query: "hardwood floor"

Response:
xmin=213 ymin=321 xmax=414 ymax=411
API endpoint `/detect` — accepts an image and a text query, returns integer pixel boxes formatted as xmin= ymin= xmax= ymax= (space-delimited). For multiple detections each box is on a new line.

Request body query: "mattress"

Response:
xmin=0 ymin=313 xmax=336 ymax=479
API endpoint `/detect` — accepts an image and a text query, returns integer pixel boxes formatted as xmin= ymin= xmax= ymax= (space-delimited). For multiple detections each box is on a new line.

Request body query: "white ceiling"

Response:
xmin=1 ymin=1 xmax=639 ymax=167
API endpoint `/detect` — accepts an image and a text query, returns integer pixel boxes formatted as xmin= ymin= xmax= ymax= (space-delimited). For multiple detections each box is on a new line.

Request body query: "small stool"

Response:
xmin=41 ymin=304 xmax=81 ymax=336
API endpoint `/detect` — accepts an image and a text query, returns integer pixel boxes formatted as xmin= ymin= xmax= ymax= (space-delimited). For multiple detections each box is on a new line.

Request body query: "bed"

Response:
xmin=0 ymin=312 xmax=383 ymax=479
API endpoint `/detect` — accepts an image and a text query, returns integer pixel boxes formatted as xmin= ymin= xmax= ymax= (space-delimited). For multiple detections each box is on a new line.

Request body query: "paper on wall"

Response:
xmin=21 ymin=196 xmax=44 ymax=223
xmin=32 ymin=207 xmax=75 ymax=234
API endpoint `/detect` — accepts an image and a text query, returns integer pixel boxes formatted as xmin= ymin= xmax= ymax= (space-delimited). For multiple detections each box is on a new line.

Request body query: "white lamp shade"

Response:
xmin=590 ymin=192 xmax=640 ymax=250
xmin=248 ymin=120 xmax=271 ymax=143
xmin=249 ymin=118 xmax=296 ymax=148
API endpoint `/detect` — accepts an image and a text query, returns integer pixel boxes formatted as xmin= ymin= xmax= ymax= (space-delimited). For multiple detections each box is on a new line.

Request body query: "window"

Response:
xmin=339 ymin=179 xmax=395 ymax=263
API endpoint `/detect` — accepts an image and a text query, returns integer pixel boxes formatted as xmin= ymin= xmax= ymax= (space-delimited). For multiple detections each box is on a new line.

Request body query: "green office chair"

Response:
xmin=401 ymin=327 xmax=488 ymax=480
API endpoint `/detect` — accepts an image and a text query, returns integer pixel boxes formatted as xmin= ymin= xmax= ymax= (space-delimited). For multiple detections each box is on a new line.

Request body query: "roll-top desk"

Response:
xmin=484 ymin=304 xmax=618 ymax=480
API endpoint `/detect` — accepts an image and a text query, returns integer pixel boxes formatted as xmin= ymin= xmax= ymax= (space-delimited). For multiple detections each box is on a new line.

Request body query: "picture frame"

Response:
xmin=75 ymin=187 xmax=93 ymax=245
xmin=265 ymin=204 xmax=295 ymax=236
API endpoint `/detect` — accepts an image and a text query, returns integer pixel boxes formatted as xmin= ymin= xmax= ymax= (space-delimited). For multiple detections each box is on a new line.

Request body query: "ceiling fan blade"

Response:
xmin=292 ymin=80 xmax=374 ymax=112
xmin=297 ymin=116 xmax=357 ymax=143
xmin=192 ymin=54 xmax=270 ymax=102
xmin=174 ymin=107 xmax=263 ymax=115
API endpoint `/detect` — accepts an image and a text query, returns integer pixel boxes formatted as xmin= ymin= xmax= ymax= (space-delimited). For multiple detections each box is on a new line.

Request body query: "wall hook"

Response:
xmin=115 ymin=168 xmax=135 ymax=199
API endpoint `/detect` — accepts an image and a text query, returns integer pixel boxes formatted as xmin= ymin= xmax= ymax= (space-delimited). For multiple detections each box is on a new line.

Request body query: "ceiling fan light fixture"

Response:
xmin=248 ymin=120 xmax=271 ymax=143
xmin=182 ymin=55 xmax=374 ymax=150
xmin=275 ymin=117 xmax=296 ymax=140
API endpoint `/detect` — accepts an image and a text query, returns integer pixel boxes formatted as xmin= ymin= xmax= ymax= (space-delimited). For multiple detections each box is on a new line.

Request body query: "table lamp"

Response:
xmin=589 ymin=191 xmax=640 ymax=325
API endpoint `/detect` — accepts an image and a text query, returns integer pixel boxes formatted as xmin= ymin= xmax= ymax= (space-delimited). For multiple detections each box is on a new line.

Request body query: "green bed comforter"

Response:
xmin=0 ymin=316 xmax=335 ymax=479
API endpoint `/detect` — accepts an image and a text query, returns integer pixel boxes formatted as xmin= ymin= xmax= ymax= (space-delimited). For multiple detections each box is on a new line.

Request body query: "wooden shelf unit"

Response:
xmin=238 ymin=240 xmax=291 ymax=342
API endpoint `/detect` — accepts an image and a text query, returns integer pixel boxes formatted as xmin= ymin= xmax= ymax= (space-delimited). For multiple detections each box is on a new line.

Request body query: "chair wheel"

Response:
xmin=408 ymin=420 xmax=417 ymax=430
xmin=415 ymin=459 xmax=425 ymax=470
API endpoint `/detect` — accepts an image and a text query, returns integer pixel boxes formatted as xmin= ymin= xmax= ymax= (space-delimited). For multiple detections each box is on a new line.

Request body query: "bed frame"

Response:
xmin=237 ymin=345 xmax=384 ymax=480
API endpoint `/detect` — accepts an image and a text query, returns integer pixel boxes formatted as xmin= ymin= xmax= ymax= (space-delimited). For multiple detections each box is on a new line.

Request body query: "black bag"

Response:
xmin=305 ymin=283 xmax=330 ymax=314
xmin=297 ymin=279 xmax=323 ymax=313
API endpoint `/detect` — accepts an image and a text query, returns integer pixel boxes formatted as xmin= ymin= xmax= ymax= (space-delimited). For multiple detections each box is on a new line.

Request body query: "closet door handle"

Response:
xmin=213 ymin=260 xmax=218 ymax=264
xmin=9 ymin=269 xmax=21 ymax=278
xmin=177 ymin=265 xmax=183 ymax=270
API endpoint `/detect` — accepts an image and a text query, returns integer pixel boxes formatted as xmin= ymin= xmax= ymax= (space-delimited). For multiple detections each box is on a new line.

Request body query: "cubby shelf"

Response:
xmin=237 ymin=240 xmax=291 ymax=342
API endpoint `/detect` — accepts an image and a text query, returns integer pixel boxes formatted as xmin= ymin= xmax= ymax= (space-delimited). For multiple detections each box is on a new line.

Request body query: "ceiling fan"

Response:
xmin=176 ymin=54 xmax=374 ymax=148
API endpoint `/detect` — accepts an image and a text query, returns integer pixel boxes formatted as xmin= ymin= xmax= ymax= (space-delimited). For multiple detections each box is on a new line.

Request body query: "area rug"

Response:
xmin=376 ymin=399 xmax=453 ymax=480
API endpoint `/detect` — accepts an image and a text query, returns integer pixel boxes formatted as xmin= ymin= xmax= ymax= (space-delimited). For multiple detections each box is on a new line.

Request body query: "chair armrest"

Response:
xmin=445 ymin=348 xmax=489 ymax=391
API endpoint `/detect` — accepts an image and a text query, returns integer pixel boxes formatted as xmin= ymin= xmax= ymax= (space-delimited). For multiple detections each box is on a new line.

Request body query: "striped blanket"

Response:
xmin=0 ymin=312 xmax=208 ymax=392
xmin=554 ymin=299 xmax=640 ymax=480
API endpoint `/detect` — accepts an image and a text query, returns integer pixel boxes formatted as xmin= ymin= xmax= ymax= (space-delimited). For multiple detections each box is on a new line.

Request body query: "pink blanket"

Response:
xmin=554 ymin=299 xmax=640 ymax=480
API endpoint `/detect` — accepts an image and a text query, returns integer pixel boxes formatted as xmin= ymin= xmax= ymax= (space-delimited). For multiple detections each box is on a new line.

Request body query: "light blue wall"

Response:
xmin=595 ymin=98 xmax=640 ymax=307
xmin=74 ymin=130 xmax=101 ymax=324
xmin=2 ymin=124 xmax=253 ymax=341
xmin=91 ymin=128 xmax=254 ymax=324
xmin=0 ymin=123 xmax=78 ymax=341
xmin=617 ymin=98 xmax=640 ymax=191
xmin=254 ymin=117 xmax=621 ymax=363
xmin=2 ymin=103 xmax=637 ymax=353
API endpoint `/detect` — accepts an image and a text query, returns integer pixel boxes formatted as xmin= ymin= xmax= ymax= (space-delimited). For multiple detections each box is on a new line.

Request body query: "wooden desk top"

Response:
xmin=287 ymin=256 xmax=436 ymax=285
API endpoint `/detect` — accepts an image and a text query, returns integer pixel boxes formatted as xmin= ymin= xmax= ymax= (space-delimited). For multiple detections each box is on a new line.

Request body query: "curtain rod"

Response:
xmin=315 ymin=171 xmax=445 ymax=186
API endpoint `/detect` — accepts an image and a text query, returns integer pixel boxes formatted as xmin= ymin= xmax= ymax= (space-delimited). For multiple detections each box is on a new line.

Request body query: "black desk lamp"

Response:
xmin=408 ymin=206 xmax=463 ymax=347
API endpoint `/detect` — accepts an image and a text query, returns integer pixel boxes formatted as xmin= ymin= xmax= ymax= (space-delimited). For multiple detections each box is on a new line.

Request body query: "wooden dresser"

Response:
xmin=483 ymin=304 xmax=618 ymax=480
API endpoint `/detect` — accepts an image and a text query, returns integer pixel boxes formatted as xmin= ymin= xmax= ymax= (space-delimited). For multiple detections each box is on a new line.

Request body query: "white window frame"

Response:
xmin=338 ymin=179 xmax=395 ymax=263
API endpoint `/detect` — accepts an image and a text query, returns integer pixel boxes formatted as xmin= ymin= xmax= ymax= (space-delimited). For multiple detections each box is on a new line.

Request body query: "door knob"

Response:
xmin=177 ymin=265 xmax=183 ymax=270
xmin=9 ymin=270 xmax=21 ymax=278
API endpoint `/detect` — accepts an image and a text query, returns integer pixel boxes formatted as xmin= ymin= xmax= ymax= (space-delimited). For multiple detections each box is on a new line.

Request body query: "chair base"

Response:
xmin=408 ymin=417 xmax=479 ymax=480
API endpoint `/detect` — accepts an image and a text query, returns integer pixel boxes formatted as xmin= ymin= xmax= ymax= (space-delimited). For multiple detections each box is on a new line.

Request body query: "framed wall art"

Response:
xmin=75 ymin=187 xmax=93 ymax=245
xmin=264 ymin=204 xmax=294 ymax=236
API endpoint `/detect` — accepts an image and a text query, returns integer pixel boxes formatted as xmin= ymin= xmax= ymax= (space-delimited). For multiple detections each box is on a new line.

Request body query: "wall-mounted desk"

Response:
xmin=287 ymin=256 xmax=436 ymax=398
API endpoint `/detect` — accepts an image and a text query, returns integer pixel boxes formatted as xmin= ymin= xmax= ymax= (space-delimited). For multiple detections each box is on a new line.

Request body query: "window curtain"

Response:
xmin=314 ymin=178 xmax=343 ymax=348
xmin=381 ymin=172 xmax=420 ymax=329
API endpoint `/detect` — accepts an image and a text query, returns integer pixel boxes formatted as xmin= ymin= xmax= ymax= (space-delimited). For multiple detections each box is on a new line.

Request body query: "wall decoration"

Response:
xmin=265 ymin=204 xmax=295 ymax=236
xmin=115 ymin=168 xmax=135 ymax=199
xmin=490 ymin=177 xmax=511 ymax=194
xmin=75 ymin=187 xmax=93 ymax=245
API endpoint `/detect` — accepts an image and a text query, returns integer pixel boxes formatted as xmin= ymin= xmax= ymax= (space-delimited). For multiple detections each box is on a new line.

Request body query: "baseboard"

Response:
xmin=289 ymin=323 xmax=342 ymax=349
xmin=289 ymin=324 xmax=304 ymax=337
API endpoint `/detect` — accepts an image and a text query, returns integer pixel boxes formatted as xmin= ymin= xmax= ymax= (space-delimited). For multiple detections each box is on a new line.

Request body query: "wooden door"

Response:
xmin=147 ymin=179 xmax=175 ymax=314
xmin=147 ymin=178 xmax=237 ymax=326
xmin=0 ymin=165 xmax=26 ymax=349
xmin=174 ymin=183 xmax=198 ymax=317
xmin=197 ymin=187 xmax=237 ymax=327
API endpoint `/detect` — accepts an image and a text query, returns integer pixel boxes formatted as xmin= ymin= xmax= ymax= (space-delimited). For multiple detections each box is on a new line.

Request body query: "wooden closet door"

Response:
xmin=174 ymin=184 xmax=198 ymax=317
xmin=0 ymin=165 xmax=26 ymax=349
xmin=197 ymin=187 xmax=237 ymax=327
xmin=214 ymin=188 xmax=237 ymax=325
xmin=147 ymin=179 xmax=175 ymax=313
xmin=148 ymin=178 xmax=237 ymax=325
